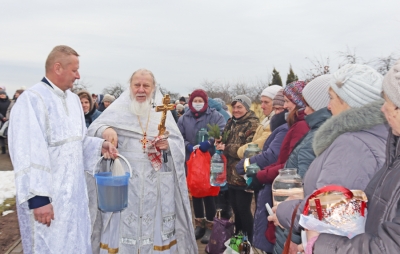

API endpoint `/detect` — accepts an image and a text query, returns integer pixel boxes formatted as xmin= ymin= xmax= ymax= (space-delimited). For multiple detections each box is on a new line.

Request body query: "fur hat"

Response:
xmin=382 ymin=60 xmax=400 ymax=107
xmin=102 ymin=94 xmax=115 ymax=103
xmin=331 ymin=64 xmax=383 ymax=108
xmin=231 ymin=95 xmax=251 ymax=111
xmin=261 ymin=85 xmax=282 ymax=99
xmin=272 ymin=89 xmax=284 ymax=107
xmin=302 ymin=74 xmax=331 ymax=111
xmin=283 ymin=81 xmax=306 ymax=108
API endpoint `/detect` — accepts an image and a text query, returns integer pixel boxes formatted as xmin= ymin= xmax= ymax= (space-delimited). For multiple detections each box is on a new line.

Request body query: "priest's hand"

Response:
xmin=155 ymin=139 xmax=169 ymax=151
xmin=103 ymin=128 xmax=118 ymax=147
xmin=102 ymin=141 xmax=118 ymax=159
xmin=34 ymin=203 xmax=54 ymax=227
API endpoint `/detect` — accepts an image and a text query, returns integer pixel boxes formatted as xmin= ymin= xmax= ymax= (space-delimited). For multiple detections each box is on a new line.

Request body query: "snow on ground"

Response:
xmin=2 ymin=210 xmax=14 ymax=216
xmin=0 ymin=171 xmax=16 ymax=205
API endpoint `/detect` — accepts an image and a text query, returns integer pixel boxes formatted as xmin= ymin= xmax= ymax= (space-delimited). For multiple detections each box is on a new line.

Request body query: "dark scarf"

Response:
xmin=85 ymin=106 xmax=97 ymax=125
xmin=270 ymin=110 xmax=288 ymax=132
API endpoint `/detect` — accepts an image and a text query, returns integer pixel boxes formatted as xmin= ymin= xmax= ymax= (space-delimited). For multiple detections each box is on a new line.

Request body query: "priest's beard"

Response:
xmin=129 ymin=94 xmax=153 ymax=116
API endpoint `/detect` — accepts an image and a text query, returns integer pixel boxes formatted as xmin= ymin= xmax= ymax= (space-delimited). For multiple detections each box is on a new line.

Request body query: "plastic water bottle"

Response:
xmin=210 ymin=150 xmax=226 ymax=186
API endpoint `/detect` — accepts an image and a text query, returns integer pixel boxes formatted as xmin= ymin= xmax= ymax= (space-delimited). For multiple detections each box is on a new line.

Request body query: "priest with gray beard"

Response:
xmin=86 ymin=69 xmax=197 ymax=254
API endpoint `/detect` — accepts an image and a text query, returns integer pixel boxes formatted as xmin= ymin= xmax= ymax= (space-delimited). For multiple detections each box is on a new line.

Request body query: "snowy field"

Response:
xmin=0 ymin=171 xmax=16 ymax=208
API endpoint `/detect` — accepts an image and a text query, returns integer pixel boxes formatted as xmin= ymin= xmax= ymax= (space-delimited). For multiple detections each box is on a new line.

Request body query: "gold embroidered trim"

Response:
xmin=108 ymin=247 xmax=119 ymax=253
xmin=153 ymin=239 xmax=177 ymax=251
xmin=100 ymin=242 xmax=119 ymax=253
xmin=100 ymin=242 xmax=109 ymax=250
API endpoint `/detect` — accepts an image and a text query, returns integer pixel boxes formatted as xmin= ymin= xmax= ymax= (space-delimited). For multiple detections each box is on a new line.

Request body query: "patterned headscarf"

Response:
xmin=283 ymin=81 xmax=306 ymax=108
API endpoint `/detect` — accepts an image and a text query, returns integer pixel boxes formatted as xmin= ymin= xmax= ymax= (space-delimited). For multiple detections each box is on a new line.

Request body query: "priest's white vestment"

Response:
xmin=87 ymin=90 xmax=197 ymax=254
xmin=8 ymin=80 xmax=104 ymax=254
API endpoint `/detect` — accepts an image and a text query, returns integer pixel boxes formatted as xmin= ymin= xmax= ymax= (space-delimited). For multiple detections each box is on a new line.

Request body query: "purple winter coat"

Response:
xmin=177 ymin=107 xmax=226 ymax=162
xmin=251 ymin=124 xmax=289 ymax=252
xmin=276 ymin=101 xmax=388 ymax=245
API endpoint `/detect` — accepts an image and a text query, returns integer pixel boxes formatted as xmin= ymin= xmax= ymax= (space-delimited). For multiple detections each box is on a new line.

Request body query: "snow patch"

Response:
xmin=2 ymin=210 xmax=14 ymax=216
xmin=0 ymin=171 xmax=16 ymax=205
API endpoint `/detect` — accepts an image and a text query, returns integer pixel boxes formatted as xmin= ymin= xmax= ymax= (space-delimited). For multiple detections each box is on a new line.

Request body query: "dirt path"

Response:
xmin=0 ymin=203 xmax=20 ymax=254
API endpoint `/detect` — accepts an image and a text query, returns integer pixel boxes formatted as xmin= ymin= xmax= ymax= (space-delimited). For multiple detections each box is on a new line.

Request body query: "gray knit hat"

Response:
xmin=330 ymin=64 xmax=383 ymax=108
xmin=302 ymin=74 xmax=331 ymax=111
xmin=272 ymin=89 xmax=284 ymax=107
xmin=102 ymin=94 xmax=115 ymax=103
xmin=382 ymin=59 xmax=400 ymax=107
xmin=232 ymin=95 xmax=251 ymax=111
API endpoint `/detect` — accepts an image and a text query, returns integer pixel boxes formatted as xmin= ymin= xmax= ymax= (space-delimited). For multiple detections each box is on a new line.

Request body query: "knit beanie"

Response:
xmin=0 ymin=90 xmax=6 ymax=95
xmin=0 ymin=86 xmax=5 ymax=91
xmin=231 ymin=95 xmax=251 ymax=111
xmin=176 ymin=104 xmax=185 ymax=112
xmin=261 ymin=85 xmax=282 ymax=99
xmin=382 ymin=59 xmax=400 ymax=108
xmin=102 ymin=94 xmax=115 ymax=103
xmin=188 ymin=89 xmax=208 ymax=116
xmin=331 ymin=64 xmax=383 ymax=108
xmin=283 ymin=81 xmax=306 ymax=108
xmin=179 ymin=96 xmax=186 ymax=103
xmin=272 ymin=89 xmax=284 ymax=107
xmin=302 ymin=74 xmax=331 ymax=111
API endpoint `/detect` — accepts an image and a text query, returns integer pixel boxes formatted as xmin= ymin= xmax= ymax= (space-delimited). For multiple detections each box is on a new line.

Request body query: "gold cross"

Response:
xmin=140 ymin=132 xmax=149 ymax=152
xmin=155 ymin=94 xmax=175 ymax=136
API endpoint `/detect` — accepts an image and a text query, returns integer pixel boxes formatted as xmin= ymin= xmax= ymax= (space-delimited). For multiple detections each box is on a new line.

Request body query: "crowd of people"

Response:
xmin=6 ymin=44 xmax=400 ymax=254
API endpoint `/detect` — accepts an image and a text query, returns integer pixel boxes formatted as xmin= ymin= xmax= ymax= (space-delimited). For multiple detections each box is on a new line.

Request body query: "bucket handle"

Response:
xmin=93 ymin=154 xmax=133 ymax=178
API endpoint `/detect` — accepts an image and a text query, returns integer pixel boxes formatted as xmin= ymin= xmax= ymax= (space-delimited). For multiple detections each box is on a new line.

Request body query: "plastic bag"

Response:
xmin=187 ymin=150 xmax=220 ymax=198
xmin=300 ymin=185 xmax=367 ymax=239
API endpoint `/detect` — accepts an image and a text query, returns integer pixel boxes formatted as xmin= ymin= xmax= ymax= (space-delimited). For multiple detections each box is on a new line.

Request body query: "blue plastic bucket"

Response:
xmin=95 ymin=171 xmax=130 ymax=212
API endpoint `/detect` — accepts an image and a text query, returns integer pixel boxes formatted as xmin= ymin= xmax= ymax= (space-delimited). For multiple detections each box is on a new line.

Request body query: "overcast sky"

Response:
xmin=1 ymin=0 xmax=399 ymax=98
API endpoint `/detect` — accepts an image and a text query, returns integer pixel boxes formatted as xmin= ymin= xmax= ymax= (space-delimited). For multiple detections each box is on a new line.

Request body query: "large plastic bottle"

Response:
xmin=210 ymin=150 xmax=226 ymax=186
xmin=196 ymin=127 xmax=209 ymax=144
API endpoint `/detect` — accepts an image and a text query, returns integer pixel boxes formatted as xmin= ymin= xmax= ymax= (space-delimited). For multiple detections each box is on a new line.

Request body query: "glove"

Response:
xmin=186 ymin=144 xmax=194 ymax=153
xmin=247 ymin=175 xmax=264 ymax=191
xmin=199 ymin=141 xmax=211 ymax=152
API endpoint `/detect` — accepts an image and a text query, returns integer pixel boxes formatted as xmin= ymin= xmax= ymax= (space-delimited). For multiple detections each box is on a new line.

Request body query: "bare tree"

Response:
xmin=103 ymin=83 xmax=126 ymax=98
xmin=72 ymin=80 xmax=90 ymax=93
xmin=159 ymin=85 xmax=180 ymax=101
xmin=337 ymin=46 xmax=364 ymax=68
xmin=371 ymin=53 xmax=398 ymax=75
xmin=200 ymin=78 xmax=270 ymax=103
xmin=200 ymin=80 xmax=231 ymax=102
xmin=302 ymin=56 xmax=331 ymax=82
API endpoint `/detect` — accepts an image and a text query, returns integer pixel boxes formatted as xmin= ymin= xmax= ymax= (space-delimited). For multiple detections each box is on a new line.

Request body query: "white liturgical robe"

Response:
xmin=87 ymin=89 xmax=197 ymax=254
xmin=8 ymin=79 xmax=104 ymax=254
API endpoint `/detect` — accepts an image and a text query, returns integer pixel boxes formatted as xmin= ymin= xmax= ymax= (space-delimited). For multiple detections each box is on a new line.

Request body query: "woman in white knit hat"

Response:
xmin=272 ymin=64 xmax=388 ymax=253
xmin=102 ymin=94 xmax=115 ymax=109
xmin=298 ymin=61 xmax=400 ymax=253
xmin=271 ymin=74 xmax=333 ymax=254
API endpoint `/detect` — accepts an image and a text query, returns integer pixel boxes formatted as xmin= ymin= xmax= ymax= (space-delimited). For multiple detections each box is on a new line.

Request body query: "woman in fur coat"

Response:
xmin=272 ymin=64 xmax=388 ymax=253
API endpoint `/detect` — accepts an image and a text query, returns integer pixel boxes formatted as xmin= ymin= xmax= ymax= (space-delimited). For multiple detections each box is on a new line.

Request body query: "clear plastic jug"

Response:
xmin=272 ymin=168 xmax=303 ymax=206
xmin=94 ymin=154 xmax=132 ymax=212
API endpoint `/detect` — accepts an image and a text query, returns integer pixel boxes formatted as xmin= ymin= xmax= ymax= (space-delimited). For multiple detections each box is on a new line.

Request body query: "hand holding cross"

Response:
xmin=155 ymin=94 xmax=175 ymax=136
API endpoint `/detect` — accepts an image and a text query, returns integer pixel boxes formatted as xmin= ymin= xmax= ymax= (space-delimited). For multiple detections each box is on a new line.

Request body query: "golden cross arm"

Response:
xmin=155 ymin=94 xmax=175 ymax=136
